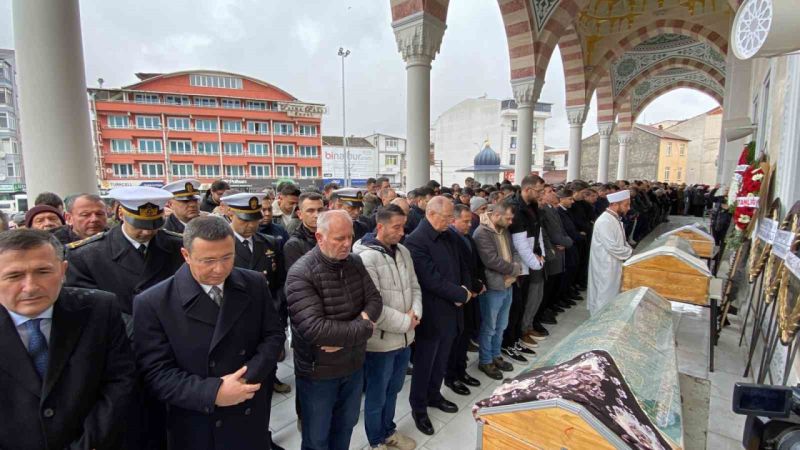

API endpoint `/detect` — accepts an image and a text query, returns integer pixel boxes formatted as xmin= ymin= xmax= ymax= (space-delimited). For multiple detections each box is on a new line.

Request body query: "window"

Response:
xmin=679 ymin=144 xmax=685 ymax=156
xmin=300 ymin=167 xmax=318 ymax=178
xmin=0 ymin=112 xmax=14 ymax=130
xmin=134 ymin=93 xmax=160 ymax=104
xmin=112 ymin=163 xmax=134 ymax=177
xmin=223 ymin=142 xmax=243 ymax=155
xmin=193 ymin=97 xmax=218 ymax=107
xmin=110 ymin=139 xmax=132 ymax=153
xmin=250 ymin=164 xmax=270 ymax=178
xmin=198 ymin=165 xmax=221 ymax=177
xmin=511 ymin=119 xmax=518 ymax=132
xmin=510 ymin=136 xmax=517 ymax=149
xmin=169 ymin=140 xmax=193 ymax=154
xmin=299 ymin=124 xmax=317 ymax=136
xmin=197 ymin=142 xmax=219 ymax=154
xmin=246 ymin=100 xmax=267 ymax=110
xmin=664 ymin=166 xmax=670 ymax=180
xmin=676 ymin=168 xmax=682 ymax=181
xmin=385 ymin=155 xmax=398 ymax=166
xmin=195 ymin=119 xmax=217 ymax=132
xmin=274 ymin=144 xmax=294 ymax=156
xmin=533 ymin=121 xmax=538 ymax=133
xmin=190 ymin=74 xmax=243 ymax=89
xmin=136 ymin=115 xmax=161 ymax=129
xmin=274 ymin=123 xmax=294 ymax=135
xmin=167 ymin=117 xmax=191 ymax=130
xmin=386 ymin=138 xmax=398 ymax=149
xmin=6 ymin=162 xmax=15 ymax=178
xmin=222 ymin=120 xmax=242 ymax=133
xmin=275 ymin=165 xmax=295 ymax=177
xmin=164 ymin=95 xmax=190 ymax=105
xmin=248 ymin=142 xmax=269 ymax=156
xmin=666 ymin=142 xmax=672 ymax=156
xmin=221 ymin=98 xmax=241 ymax=109
xmin=509 ymin=154 xmax=516 ymax=165
xmin=138 ymin=139 xmax=163 ymax=153
xmin=298 ymin=145 xmax=318 ymax=157
xmin=0 ymin=138 xmax=18 ymax=154
xmin=171 ymin=163 xmax=194 ymax=177
xmin=247 ymin=121 xmax=270 ymax=135
xmin=107 ymin=115 xmax=129 ymax=128
xmin=224 ymin=165 xmax=245 ymax=177
xmin=141 ymin=163 xmax=164 ymax=177
xmin=0 ymin=88 xmax=9 ymax=105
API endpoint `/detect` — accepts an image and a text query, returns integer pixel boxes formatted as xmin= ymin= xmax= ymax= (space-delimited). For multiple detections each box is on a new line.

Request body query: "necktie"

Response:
xmin=24 ymin=319 xmax=48 ymax=380
xmin=242 ymin=239 xmax=251 ymax=253
xmin=137 ymin=244 xmax=147 ymax=259
xmin=209 ymin=286 xmax=223 ymax=308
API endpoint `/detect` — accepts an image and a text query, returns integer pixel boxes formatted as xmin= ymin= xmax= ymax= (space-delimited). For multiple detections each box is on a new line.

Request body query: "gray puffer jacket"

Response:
xmin=353 ymin=234 xmax=423 ymax=353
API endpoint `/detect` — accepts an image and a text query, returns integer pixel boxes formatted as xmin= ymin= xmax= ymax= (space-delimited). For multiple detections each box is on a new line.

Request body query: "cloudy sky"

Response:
xmin=0 ymin=0 xmax=718 ymax=147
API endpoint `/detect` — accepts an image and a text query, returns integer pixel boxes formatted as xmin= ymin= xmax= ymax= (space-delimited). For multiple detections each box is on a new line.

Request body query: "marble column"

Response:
xmin=393 ymin=12 xmax=446 ymax=190
xmin=597 ymin=121 xmax=614 ymax=182
xmin=512 ymin=78 xmax=542 ymax=183
xmin=12 ymin=0 xmax=97 ymax=196
xmin=617 ymin=131 xmax=632 ymax=181
xmin=566 ymin=106 xmax=586 ymax=182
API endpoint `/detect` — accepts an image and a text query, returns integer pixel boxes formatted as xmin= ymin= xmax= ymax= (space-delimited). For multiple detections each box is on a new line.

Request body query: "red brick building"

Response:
xmin=89 ymin=70 xmax=325 ymax=191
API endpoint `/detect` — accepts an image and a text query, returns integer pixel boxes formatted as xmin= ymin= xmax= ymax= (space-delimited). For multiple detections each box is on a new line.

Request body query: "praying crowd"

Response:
xmin=0 ymin=174 xmax=718 ymax=450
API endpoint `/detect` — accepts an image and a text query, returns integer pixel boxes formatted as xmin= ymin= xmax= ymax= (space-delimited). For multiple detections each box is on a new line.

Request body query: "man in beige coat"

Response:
xmin=353 ymin=204 xmax=421 ymax=450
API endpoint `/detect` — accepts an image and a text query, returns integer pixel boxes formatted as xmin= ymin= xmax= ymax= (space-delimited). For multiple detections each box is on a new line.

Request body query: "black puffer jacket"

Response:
xmin=283 ymin=224 xmax=317 ymax=271
xmin=286 ymin=246 xmax=383 ymax=380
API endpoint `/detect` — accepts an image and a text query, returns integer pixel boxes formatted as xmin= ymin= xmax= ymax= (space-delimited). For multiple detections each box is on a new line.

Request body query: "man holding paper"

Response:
xmin=587 ymin=189 xmax=634 ymax=315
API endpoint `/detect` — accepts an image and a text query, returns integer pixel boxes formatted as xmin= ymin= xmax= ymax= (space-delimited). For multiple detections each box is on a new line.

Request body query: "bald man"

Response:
xmin=404 ymin=197 xmax=472 ymax=435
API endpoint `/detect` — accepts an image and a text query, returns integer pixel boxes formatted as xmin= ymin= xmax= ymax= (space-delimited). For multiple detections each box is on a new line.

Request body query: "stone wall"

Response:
xmin=666 ymin=109 xmax=721 ymax=185
xmin=580 ymin=127 xmax=661 ymax=181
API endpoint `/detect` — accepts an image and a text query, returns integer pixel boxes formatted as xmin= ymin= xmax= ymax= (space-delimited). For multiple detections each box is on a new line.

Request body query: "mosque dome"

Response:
xmin=473 ymin=142 xmax=501 ymax=167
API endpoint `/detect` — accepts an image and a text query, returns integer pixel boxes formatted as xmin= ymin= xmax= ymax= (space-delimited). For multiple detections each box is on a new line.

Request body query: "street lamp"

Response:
xmin=338 ymin=47 xmax=351 ymax=186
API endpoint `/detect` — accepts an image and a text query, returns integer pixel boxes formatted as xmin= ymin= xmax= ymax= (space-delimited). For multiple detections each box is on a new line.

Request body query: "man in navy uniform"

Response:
xmin=133 ymin=216 xmax=286 ymax=450
xmin=163 ymin=179 xmax=202 ymax=233
xmin=221 ymin=193 xmax=291 ymax=398
xmin=333 ymin=188 xmax=370 ymax=242
xmin=66 ymin=187 xmax=184 ymax=329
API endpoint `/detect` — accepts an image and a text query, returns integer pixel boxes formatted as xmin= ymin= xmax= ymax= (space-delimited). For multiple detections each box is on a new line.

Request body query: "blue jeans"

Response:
xmin=479 ymin=288 xmax=513 ymax=364
xmin=364 ymin=347 xmax=412 ymax=447
xmin=296 ymin=368 xmax=364 ymax=450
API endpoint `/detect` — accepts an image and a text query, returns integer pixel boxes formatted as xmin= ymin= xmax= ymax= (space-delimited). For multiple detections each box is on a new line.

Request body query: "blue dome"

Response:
xmin=474 ymin=144 xmax=500 ymax=167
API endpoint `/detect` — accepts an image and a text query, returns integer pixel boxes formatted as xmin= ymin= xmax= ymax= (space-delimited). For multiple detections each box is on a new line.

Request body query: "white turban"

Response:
xmin=607 ymin=190 xmax=631 ymax=203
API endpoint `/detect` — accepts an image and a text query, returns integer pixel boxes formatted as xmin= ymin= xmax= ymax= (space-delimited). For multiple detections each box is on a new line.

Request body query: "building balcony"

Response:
xmin=501 ymin=99 xmax=553 ymax=114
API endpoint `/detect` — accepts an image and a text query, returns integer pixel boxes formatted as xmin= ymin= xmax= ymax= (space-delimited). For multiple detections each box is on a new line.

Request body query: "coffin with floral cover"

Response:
xmin=622 ymin=235 xmax=712 ymax=306
xmin=474 ymin=288 xmax=683 ymax=450
xmin=658 ymin=223 xmax=715 ymax=258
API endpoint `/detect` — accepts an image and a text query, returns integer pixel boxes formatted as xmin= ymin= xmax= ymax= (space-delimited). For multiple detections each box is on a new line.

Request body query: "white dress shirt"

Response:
xmin=121 ymin=225 xmax=149 ymax=251
xmin=3 ymin=305 xmax=53 ymax=350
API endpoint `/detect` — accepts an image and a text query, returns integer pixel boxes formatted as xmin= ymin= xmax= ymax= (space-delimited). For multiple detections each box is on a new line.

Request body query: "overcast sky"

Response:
xmin=0 ymin=0 xmax=719 ymax=148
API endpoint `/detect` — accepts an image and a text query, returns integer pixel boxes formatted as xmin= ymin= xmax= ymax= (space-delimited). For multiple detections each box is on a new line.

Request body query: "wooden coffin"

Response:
xmin=658 ymin=224 xmax=715 ymax=258
xmin=622 ymin=235 xmax=712 ymax=306
xmin=475 ymin=288 xmax=683 ymax=450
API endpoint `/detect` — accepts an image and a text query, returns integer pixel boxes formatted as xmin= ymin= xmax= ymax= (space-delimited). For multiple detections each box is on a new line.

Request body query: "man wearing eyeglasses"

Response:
xmin=133 ymin=215 xmax=285 ymax=450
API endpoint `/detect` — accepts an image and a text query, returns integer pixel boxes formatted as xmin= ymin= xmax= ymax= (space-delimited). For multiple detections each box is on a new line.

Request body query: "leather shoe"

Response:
xmin=445 ymin=380 xmax=471 ymax=396
xmin=412 ymin=412 xmax=434 ymax=435
xmin=459 ymin=373 xmax=481 ymax=387
xmin=532 ymin=322 xmax=549 ymax=336
xmin=540 ymin=316 xmax=557 ymax=325
xmin=430 ymin=398 xmax=458 ymax=413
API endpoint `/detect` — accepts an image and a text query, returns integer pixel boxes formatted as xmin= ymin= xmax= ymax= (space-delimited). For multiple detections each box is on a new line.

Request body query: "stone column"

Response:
xmin=617 ymin=131 xmax=632 ymax=180
xmin=512 ymin=78 xmax=542 ymax=183
xmin=393 ymin=12 xmax=446 ymax=190
xmin=597 ymin=121 xmax=614 ymax=182
xmin=12 ymin=0 xmax=97 ymax=196
xmin=566 ymin=106 xmax=586 ymax=182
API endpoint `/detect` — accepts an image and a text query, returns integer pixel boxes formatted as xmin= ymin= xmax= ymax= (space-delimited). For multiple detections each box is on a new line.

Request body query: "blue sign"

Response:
xmin=323 ymin=178 xmax=368 ymax=187
xmin=140 ymin=181 xmax=165 ymax=188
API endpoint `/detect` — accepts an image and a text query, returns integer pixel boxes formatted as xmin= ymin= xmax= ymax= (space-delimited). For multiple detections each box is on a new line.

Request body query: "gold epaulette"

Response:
xmin=66 ymin=232 xmax=106 ymax=249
